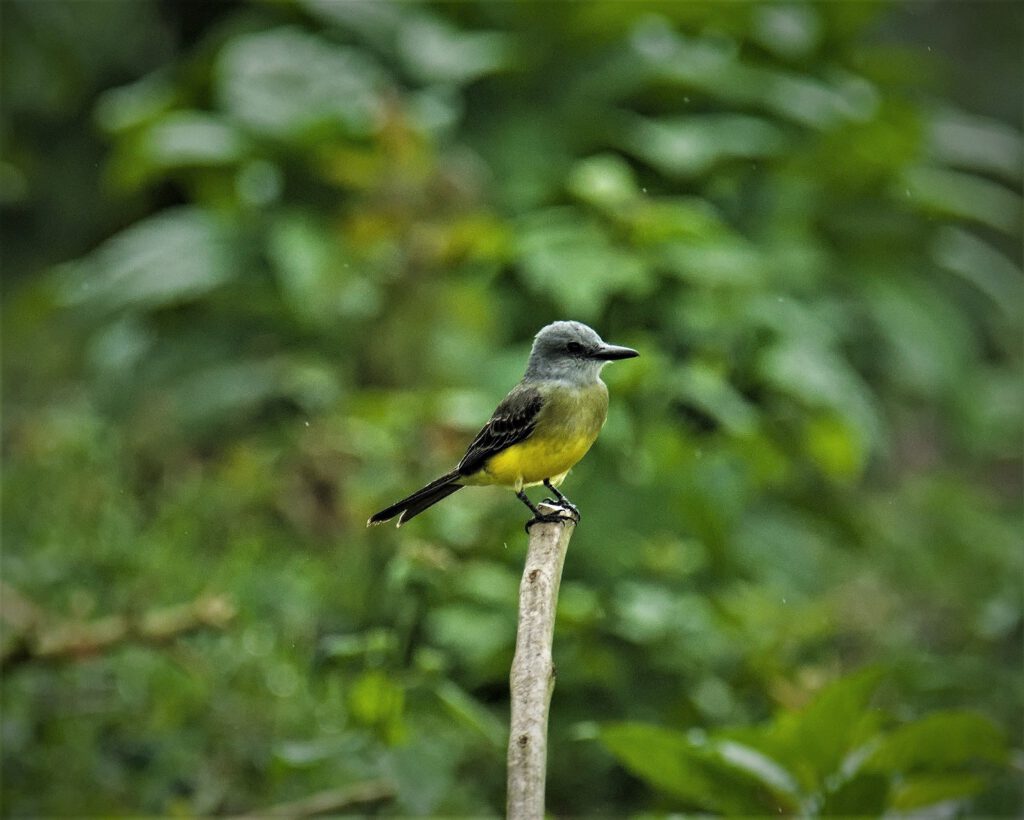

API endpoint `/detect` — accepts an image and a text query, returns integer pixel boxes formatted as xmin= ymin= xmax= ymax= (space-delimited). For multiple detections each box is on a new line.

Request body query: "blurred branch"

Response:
xmin=0 ymin=581 xmax=236 ymax=671
xmin=234 ymin=779 xmax=396 ymax=818
xmin=507 ymin=504 xmax=576 ymax=820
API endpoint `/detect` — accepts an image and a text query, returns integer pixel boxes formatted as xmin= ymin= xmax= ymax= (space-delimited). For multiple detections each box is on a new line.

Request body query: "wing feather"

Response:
xmin=457 ymin=385 xmax=544 ymax=477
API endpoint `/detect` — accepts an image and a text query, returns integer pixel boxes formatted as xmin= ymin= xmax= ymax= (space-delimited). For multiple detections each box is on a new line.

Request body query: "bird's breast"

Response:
xmin=475 ymin=380 xmax=609 ymax=488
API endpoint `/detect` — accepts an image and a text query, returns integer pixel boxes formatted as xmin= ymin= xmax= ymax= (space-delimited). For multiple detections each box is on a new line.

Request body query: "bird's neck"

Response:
xmin=523 ymin=361 xmax=604 ymax=386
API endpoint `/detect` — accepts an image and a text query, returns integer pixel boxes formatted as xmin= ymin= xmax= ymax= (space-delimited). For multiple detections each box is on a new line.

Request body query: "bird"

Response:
xmin=367 ymin=321 xmax=638 ymax=528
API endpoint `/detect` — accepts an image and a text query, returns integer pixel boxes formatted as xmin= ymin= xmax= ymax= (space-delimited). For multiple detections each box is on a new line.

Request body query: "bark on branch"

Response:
xmin=0 ymin=581 xmax=236 ymax=671
xmin=506 ymin=503 xmax=576 ymax=820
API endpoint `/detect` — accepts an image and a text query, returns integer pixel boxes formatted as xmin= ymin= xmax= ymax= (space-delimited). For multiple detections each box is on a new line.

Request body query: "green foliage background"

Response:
xmin=2 ymin=0 xmax=1021 ymax=815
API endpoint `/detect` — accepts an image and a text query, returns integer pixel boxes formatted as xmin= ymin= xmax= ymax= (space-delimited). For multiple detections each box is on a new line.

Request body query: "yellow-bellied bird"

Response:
xmin=368 ymin=321 xmax=638 ymax=528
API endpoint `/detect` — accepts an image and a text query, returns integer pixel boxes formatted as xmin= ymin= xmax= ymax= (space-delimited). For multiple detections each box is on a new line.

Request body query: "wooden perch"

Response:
xmin=507 ymin=503 xmax=577 ymax=820
xmin=0 ymin=581 xmax=236 ymax=671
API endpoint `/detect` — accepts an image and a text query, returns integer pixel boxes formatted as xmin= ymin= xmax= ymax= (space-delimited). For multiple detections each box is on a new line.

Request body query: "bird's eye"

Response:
xmin=566 ymin=341 xmax=584 ymax=354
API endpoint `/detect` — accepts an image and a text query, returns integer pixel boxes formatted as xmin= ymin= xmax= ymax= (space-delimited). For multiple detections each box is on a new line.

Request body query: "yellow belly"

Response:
xmin=475 ymin=432 xmax=598 ymax=488
xmin=461 ymin=379 xmax=609 ymax=490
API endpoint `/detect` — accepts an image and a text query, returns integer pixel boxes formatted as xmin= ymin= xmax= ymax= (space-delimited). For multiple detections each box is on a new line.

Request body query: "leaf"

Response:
xmin=668 ymin=361 xmax=759 ymax=435
xmin=862 ymin=277 xmax=975 ymax=397
xmin=657 ymin=236 xmax=767 ymax=287
xmin=215 ymin=27 xmax=387 ymax=140
xmin=626 ymin=197 xmax=726 ymax=244
xmin=903 ymin=165 xmax=1023 ymax=235
xmin=600 ymin=723 xmax=796 ymax=814
xmin=757 ymin=340 xmax=880 ymax=446
xmin=865 ymin=711 xmax=1008 ymax=773
xmin=396 ymin=17 xmax=512 ymax=85
xmin=299 ymin=0 xmax=404 ymax=48
xmin=94 ymin=72 xmax=178 ymax=134
xmin=160 ymin=356 xmax=340 ymax=429
xmin=388 ymin=734 xmax=457 ymax=814
xmin=433 ymin=680 xmax=504 ymax=748
xmin=517 ymin=209 xmax=652 ymax=318
xmin=267 ymin=212 xmax=380 ymax=326
xmin=425 ymin=605 xmax=514 ymax=669
xmin=931 ymin=226 xmax=1024 ymax=319
xmin=138 ymin=111 xmax=249 ymax=170
xmin=451 ymin=561 xmax=519 ymax=607
xmin=348 ymin=670 xmax=406 ymax=743
xmin=625 ymin=114 xmax=788 ymax=178
xmin=927 ymin=107 xmax=1023 ymax=184
xmin=714 ymin=739 xmax=801 ymax=799
xmin=751 ymin=4 xmax=823 ymax=60
xmin=802 ymin=412 xmax=866 ymax=481
xmin=889 ymin=773 xmax=990 ymax=811
xmin=818 ymin=771 xmax=890 ymax=816
xmin=610 ymin=582 xmax=719 ymax=649
xmin=59 ymin=207 xmax=233 ymax=314
xmin=761 ymin=668 xmax=884 ymax=790
xmin=567 ymin=154 xmax=640 ymax=210
xmin=629 ymin=24 xmax=875 ymax=129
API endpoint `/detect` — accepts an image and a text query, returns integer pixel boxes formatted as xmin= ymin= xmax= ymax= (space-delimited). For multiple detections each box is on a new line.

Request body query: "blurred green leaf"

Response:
xmin=348 ymin=670 xmax=406 ymax=743
xmin=433 ymin=680 xmax=505 ymax=748
xmin=865 ymin=711 xmax=1008 ymax=772
xmin=931 ymin=226 xmax=1024 ymax=319
xmin=658 ymin=236 xmax=767 ymax=286
xmin=863 ymin=277 xmax=975 ymax=397
xmin=802 ymin=412 xmax=865 ymax=481
xmin=600 ymin=723 xmax=796 ymax=814
xmin=567 ymin=154 xmax=640 ymax=210
xmin=818 ymin=771 xmax=889 ymax=816
xmin=669 ymin=361 xmax=759 ymax=435
xmin=425 ymin=605 xmax=514 ymax=671
xmin=889 ymin=773 xmax=990 ymax=811
xmin=397 ymin=17 xmax=512 ymax=85
xmin=758 ymin=340 xmax=880 ymax=446
xmin=215 ymin=27 xmax=388 ymax=140
xmin=758 ymin=668 xmax=884 ymax=790
xmin=903 ymin=165 xmax=1023 ymax=234
xmin=268 ymin=212 xmax=379 ymax=326
xmin=59 ymin=207 xmax=234 ymax=314
xmin=517 ymin=209 xmax=652 ymax=318
xmin=625 ymin=197 xmax=725 ymax=244
xmin=114 ymin=112 xmax=251 ymax=188
xmin=95 ymin=72 xmax=178 ymax=134
xmin=750 ymin=4 xmax=823 ymax=60
xmin=625 ymin=114 xmax=788 ymax=177
xmin=927 ymin=108 xmax=1023 ymax=183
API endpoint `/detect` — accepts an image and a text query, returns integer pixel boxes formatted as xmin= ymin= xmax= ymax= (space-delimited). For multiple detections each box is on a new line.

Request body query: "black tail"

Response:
xmin=367 ymin=471 xmax=464 ymax=527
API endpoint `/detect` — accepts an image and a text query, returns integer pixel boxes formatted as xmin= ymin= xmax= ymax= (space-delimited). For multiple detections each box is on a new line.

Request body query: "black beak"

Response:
xmin=592 ymin=343 xmax=639 ymax=361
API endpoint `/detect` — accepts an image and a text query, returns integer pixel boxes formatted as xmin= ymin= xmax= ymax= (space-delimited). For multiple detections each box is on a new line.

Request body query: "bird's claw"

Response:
xmin=542 ymin=497 xmax=580 ymax=521
xmin=525 ymin=502 xmax=580 ymax=532
xmin=524 ymin=511 xmax=569 ymax=533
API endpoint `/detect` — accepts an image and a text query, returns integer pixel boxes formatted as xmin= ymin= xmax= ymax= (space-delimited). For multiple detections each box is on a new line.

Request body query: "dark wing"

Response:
xmin=457 ymin=384 xmax=545 ymax=477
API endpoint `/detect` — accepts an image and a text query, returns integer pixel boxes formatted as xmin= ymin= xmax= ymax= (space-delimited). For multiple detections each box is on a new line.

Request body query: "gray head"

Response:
xmin=524 ymin=321 xmax=638 ymax=382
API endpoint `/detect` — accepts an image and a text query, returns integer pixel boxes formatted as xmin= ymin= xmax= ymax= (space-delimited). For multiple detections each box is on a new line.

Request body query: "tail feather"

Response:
xmin=367 ymin=471 xmax=463 ymax=527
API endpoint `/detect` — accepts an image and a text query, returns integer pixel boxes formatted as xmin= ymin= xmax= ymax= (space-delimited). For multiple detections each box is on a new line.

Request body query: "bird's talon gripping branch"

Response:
xmin=542 ymin=480 xmax=580 ymax=520
xmin=518 ymin=490 xmax=575 ymax=532
xmin=524 ymin=511 xmax=571 ymax=533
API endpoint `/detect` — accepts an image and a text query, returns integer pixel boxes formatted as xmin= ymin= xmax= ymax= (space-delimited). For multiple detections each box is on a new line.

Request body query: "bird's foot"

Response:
xmin=541 ymin=497 xmax=580 ymax=522
xmin=541 ymin=480 xmax=579 ymax=522
xmin=525 ymin=500 xmax=579 ymax=532
xmin=524 ymin=511 xmax=569 ymax=533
